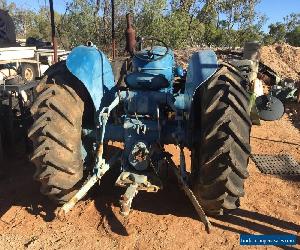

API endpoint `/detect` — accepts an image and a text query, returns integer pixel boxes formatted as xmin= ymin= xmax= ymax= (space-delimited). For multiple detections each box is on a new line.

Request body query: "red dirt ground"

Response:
xmin=0 ymin=103 xmax=299 ymax=249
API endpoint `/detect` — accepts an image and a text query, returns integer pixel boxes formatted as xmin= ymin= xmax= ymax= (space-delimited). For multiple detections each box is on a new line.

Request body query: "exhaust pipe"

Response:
xmin=125 ymin=13 xmax=136 ymax=55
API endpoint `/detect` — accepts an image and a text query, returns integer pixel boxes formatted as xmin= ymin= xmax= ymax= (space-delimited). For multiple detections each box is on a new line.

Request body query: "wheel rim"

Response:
xmin=24 ymin=68 xmax=33 ymax=81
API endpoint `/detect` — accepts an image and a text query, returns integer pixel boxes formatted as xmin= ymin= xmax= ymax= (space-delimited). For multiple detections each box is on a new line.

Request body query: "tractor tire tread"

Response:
xmin=29 ymin=63 xmax=85 ymax=204
xmin=192 ymin=65 xmax=251 ymax=216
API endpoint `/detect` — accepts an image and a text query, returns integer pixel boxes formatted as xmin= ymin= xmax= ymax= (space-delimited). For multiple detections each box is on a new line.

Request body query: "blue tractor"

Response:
xmin=28 ymin=15 xmax=251 ymax=231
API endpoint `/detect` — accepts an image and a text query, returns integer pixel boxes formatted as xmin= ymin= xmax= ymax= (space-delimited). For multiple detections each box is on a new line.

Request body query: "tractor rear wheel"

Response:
xmin=28 ymin=62 xmax=85 ymax=204
xmin=191 ymin=64 xmax=251 ymax=216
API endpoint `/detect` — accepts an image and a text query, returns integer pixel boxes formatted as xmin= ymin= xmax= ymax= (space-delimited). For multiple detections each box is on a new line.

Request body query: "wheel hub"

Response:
xmin=24 ymin=68 xmax=33 ymax=81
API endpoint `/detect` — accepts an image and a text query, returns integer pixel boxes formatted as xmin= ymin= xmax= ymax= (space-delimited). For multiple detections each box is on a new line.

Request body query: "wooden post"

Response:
xmin=111 ymin=0 xmax=116 ymax=59
xmin=49 ymin=0 xmax=58 ymax=63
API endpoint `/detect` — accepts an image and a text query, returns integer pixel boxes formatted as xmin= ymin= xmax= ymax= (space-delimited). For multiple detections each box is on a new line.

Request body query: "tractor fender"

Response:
xmin=184 ymin=50 xmax=218 ymax=110
xmin=66 ymin=45 xmax=115 ymax=111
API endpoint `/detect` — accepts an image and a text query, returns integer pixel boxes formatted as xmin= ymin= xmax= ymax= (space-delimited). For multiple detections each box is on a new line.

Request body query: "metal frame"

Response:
xmin=0 ymin=80 xmax=38 ymax=147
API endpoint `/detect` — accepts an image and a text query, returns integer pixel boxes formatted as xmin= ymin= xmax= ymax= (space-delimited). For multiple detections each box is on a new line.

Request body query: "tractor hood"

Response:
xmin=131 ymin=46 xmax=174 ymax=91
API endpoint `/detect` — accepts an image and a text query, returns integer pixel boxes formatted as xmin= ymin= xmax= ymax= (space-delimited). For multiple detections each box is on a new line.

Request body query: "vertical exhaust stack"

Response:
xmin=125 ymin=13 xmax=136 ymax=55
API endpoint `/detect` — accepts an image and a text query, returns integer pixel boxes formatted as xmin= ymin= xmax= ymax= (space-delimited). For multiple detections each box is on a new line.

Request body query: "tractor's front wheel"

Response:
xmin=191 ymin=64 xmax=251 ymax=216
xmin=28 ymin=63 xmax=85 ymax=204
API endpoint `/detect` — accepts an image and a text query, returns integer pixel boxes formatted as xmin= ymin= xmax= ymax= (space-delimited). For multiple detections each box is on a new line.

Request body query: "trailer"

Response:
xmin=0 ymin=46 xmax=69 ymax=82
xmin=0 ymin=46 xmax=69 ymax=158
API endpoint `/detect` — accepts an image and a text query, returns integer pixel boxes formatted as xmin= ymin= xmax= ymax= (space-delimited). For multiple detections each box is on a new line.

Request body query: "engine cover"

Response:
xmin=128 ymin=46 xmax=174 ymax=91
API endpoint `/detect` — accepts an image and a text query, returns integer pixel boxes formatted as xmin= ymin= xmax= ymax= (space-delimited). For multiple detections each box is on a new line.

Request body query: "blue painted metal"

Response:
xmin=69 ymin=45 xmax=218 ymax=173
xmin=184 ymin=50 xmax=218 ymax=110
xmin=174 ymin=94 xmax=185 ymax=110
xmin=125 ymin=72 xmax=169 ymax=90
xmin=119 ymin=90 xmax=176 ymax=116
xmin=66 ymin=45 xmax=116 ymax=111
xmin=174 ymin=66 xmax=184 ymax=78
xmin=132 ymin=46 xmax=174 ymax=91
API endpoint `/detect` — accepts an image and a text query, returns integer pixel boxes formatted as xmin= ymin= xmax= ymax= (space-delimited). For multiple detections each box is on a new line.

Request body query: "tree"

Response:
xmin=284 ymin=13 xmax=300 ymax=32
xmin=57 ymin=0 xmax=103 ymax=49
xmin=265 ymin=13 xmax=300 ymax=46
xmin=1 ymin=0 xmax=268 ymax=50
xmin=267 ymin=22 xmax=287 ymax=43
xmin=0 ymin=0 xmax=16 ymax=12
xmin=286 ymin=25 xmax=300 ymax=46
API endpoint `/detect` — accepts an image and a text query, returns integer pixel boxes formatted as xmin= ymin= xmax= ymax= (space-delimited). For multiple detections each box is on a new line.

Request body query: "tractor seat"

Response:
xmin=125 ymin=72 xmax=170 ymax=91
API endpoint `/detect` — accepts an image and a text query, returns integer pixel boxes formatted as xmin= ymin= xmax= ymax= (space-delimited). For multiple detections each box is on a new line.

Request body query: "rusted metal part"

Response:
xmin=116 ymin=168 xmax=162 ymax=216
xmin=49 ymin=0 xmax=58 ymax=63
xmin=125 ymin=13 xmax=136 ymax=55
xmin=117 ymin=171 xmax=161 ymax=216
xmin=57 ymin=174 xmax=100 ymax=218
xmin=115 ymin=171 xmax=161 ymax=192
xmin=57 ymin=160 xmax=110 ymax=218
xmin=164 ymin=152 xmax=212 ymax=234
xmin=258 ymin=62 xmax=281 ymax=85
xmin=112 ymin=38 xmax=116 ymax=59
xmin=120 ymin=183 xmax=138 ymax=216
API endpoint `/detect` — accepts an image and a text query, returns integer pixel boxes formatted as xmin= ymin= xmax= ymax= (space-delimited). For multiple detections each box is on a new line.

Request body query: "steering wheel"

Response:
xmin=133 ymin=37 xmax=169 ymax=62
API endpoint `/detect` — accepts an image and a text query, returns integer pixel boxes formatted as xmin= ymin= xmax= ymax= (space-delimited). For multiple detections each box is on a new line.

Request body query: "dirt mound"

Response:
xmin=174 ymin=47 xmax=200 ymax=68
xmin=260 ymin=43 xmax=300 ymax=81
xmin=175 ymin=44 xmax=300 ymax=83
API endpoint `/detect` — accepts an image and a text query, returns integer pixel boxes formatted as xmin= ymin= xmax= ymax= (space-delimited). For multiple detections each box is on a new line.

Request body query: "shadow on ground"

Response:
xmin=213 ymin=209 xmax=299 ymax=250
xmin=93 ymin=163 xmax=300 ymax=244
xmin=1 ymin=143 xmax=299 ymax=248
xmin=0 ymin=144 xmax=58 ymax=223
xmin=251 ymin=136 xmax=300 ymax=147
xmin=285 ymin=102 xmax=300 ymax=131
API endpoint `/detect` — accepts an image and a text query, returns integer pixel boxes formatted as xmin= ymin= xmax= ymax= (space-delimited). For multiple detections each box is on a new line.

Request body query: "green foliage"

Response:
xmin=286 ymin=25 xmax=300 ymax=46
xmin=58 ymin=0 xmax=102 ymax=49
xmin=264 ymin=13 xmax=300 ymax=46
xmin=283 ymin=13 xmax=300 ymax=32
xmin=137 ymin=10 xmax=205 ymax=48
xmin=267 ymin=22 xmax=287 ymax=43
xmin=3 ymin=0 xmax=299 ymax=50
